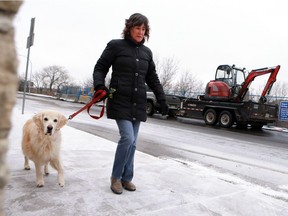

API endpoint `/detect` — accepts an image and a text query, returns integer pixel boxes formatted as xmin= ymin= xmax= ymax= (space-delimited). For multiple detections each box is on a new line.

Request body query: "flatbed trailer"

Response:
xmin=176 ymin=98 xmax=278 ymax=129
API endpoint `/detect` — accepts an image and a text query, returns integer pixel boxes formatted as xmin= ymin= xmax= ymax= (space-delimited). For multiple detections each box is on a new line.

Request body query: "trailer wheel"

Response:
xmin=146 ymin=101 xmax=154 ymax=116
xmin=219 ymin=111 xmax=233 ymax=128
xmin=204 ymin=109 xmax=218 ymax=125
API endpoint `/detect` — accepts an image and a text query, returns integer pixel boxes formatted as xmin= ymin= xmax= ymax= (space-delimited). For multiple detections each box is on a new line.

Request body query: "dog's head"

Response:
xmin=33 ymin=110 xmax=68 ymax=136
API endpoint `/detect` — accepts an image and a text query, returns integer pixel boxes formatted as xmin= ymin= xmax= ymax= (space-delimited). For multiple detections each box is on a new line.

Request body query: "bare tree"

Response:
xmin=32 ymin=70 xmax=44 ymax=89
xmin=158 ymin=57 xmax=178 ymax=92
xmin=153 ymin=55 xmax=160 ymax=74
xmin=174 ymin=70 xmax=204 ymax=97
xmin=272 ymin=81 xmax=287 ymax=97
xmin=81 ymin=77 xmax=94 ymax=88
xmin=279 ymin=82 xmax=288 ymax=98
xmin=40 ymin=65 xmax=70 ymax=92
xmin=250 ymin=80 xmax=288 ymax=102
xmin=81 ymin=69 xmax=112 ymax=91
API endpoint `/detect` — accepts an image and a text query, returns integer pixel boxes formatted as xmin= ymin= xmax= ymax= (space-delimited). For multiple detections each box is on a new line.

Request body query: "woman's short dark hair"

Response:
xmin=122 ymin=13 xmax=150 ymax=41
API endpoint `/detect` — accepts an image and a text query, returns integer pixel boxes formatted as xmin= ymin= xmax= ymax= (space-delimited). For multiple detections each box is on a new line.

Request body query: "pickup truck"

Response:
xmin=146 ymin=91 xmax=185 ymax=117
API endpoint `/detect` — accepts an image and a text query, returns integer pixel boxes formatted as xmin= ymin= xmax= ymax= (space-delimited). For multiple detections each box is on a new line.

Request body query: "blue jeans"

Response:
xmin=111 ymin=119 xmax=141 ymax=182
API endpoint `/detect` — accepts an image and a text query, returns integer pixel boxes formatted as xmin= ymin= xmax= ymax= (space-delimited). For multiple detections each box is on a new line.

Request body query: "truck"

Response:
xmin=176 ymin=64 xmax=281 ymax=129
xmin=146 ymin=89 xmax=185 ymax=117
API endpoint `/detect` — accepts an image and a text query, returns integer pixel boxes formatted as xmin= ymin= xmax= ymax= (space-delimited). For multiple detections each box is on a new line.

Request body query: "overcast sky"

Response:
xmin=14 ymin=0 xmax=287 ymax=90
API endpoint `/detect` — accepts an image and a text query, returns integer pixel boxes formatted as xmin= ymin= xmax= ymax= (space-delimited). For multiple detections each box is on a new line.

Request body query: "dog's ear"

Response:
xmin=57 ymin=114 xmax=68 ymax=129
xmin=33 ymin=113 xmax=43 ymax=129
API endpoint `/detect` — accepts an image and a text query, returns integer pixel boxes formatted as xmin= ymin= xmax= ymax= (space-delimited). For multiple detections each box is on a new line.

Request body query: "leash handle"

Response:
xmin=68 ymin=90 xmax=107 ymax=120
xmin=87 ymin=91 xmax=106 ymax=119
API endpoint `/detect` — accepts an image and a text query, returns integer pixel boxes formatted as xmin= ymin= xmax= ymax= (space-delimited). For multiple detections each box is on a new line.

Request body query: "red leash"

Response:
xmin=68 ymin=90 xmax=107 ymax=120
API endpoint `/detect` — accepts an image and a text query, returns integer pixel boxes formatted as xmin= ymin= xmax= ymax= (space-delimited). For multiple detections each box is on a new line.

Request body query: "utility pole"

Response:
xmin=22 ymin=17 xmax=35 ymax=114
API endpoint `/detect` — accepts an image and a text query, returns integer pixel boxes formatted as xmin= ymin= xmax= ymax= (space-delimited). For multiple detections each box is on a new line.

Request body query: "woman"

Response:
xmin=93 ymin=13 xmax=168 ymax=195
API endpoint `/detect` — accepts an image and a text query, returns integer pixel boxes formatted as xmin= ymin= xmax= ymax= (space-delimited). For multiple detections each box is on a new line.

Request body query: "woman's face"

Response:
xmin=130 ymin=23 xmax=146 ymax=43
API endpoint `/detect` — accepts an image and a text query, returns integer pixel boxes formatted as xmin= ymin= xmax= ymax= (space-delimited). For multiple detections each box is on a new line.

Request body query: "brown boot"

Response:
xmin=122 ymin=181 xmax=136 ymax=191
xmin=111 ymin=178 xmax=123 ymax=194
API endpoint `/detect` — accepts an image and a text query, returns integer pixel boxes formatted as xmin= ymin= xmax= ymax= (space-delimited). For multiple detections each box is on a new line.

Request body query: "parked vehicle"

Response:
xmin=176 ymin=64 xmax=281 ymax=129
xmin=146 ymin=90 xmax=185 ymax=117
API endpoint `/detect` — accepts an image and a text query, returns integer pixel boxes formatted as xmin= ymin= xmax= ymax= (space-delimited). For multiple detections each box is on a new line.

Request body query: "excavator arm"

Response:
xmin=236 ymin=65 xmax=281 ymax=103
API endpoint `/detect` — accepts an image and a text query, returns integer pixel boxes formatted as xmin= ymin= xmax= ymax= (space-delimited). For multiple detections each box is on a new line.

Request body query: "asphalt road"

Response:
xmin=18 ymin=93 xmax=288 ymax=155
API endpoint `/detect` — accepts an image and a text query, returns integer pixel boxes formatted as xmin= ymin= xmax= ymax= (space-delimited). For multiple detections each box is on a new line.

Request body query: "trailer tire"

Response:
xmin=204 ymin=109 xmax=218 ymax=125
xmin=219 ymin=111 xmax=233 ymax=128
xmin=146 ymin=101 xmax=154 ymax=116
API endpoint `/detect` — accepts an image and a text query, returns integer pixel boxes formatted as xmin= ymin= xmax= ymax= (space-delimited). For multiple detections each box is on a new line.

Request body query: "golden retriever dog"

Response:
xmin=21 ymin=110 xmax=68 ymax=187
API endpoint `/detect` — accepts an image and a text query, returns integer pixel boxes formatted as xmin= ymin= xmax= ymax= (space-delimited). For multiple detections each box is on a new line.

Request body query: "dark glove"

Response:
xmin=93 ymin=85 xmax=110 ymax=101
xmin=94 ymin=85 xmax=109 ymax=94
xmin=94 ymin=84 xmax=108 ymax=92
xmin=159 ymin=100 xmax=169 ymax=116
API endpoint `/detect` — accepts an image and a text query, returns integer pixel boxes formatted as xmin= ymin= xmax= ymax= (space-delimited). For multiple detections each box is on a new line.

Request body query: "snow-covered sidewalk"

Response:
xmin=4 ymin=105 xmax=288 ymax=216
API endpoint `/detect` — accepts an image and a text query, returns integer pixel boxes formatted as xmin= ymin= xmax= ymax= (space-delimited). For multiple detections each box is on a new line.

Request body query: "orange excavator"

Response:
xmin=204 ymin=65 xmax=280 ymax=103
xmin=177 ymin=64 xmax=281 ymax=129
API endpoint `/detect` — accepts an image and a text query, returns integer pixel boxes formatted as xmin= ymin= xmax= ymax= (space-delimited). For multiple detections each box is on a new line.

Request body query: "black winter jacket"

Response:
xmin=93 ymin=38 xmax=166 ymax=122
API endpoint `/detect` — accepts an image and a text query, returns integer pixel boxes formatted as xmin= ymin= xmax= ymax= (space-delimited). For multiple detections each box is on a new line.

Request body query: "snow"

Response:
xmin=4 ymin=99 xmax=288 ymax=215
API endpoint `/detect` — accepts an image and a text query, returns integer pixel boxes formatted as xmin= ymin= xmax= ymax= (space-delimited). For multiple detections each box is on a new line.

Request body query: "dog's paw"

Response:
xmin=24 ymin=164 xmax=30 ymax=170
xmin=44 ymin=165 xmax=49 ymax=175
xmin=36 ymin=180 xmax=44 ymax=187
xmin=58 ymin=177 xmax=65 ymax=187
xmin=58 ymin=179 xmax=65 ymax=187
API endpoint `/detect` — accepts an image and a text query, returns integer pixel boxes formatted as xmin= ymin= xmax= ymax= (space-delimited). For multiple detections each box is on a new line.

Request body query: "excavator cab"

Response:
xmin=204 ymin=65 xmax=246 ymax=101
xmin=204 ymin=64 xmax=280 ymax=103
